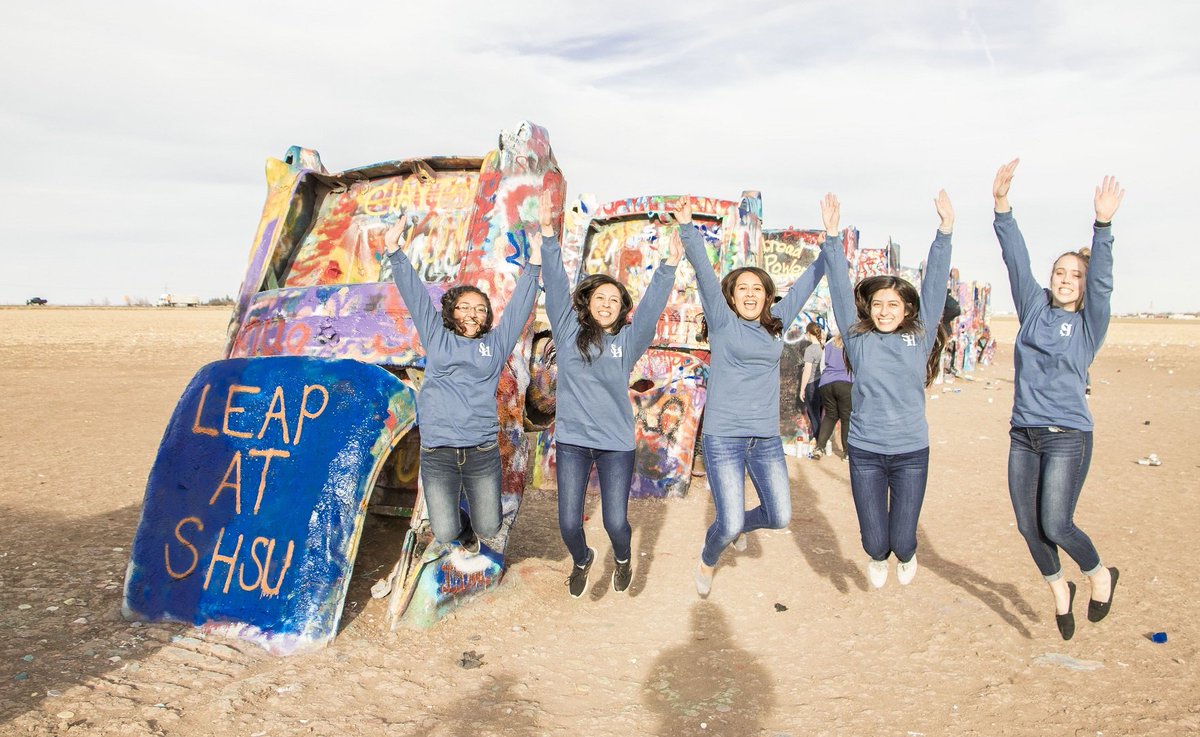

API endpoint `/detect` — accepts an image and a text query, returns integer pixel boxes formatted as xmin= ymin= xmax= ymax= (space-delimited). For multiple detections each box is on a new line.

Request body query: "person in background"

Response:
xmin=813 ymin=334 xmax=852 ymax=461
xmin=797 ymin=321 xmax=826 ymax=455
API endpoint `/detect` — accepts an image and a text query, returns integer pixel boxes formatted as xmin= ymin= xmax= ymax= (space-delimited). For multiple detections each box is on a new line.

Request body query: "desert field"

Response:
xmin=1 ymin=308 xmax=1197 ymax=736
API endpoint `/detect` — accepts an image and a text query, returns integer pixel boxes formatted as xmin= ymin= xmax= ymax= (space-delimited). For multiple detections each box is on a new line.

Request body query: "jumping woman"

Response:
xmin=819 ymin=191 xmax=954 ymax=589
xmin=992 ymin=159 xmax=1122 ymax=640
xmin=538 ymin=191 xmax=682 ymax=597
xmin=384 ymin=219 xmax=541 ymax=553
xmin=677 ymin=198 xmax=828 ymax=597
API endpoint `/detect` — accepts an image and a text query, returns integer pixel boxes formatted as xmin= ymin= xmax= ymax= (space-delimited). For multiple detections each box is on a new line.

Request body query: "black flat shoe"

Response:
xmin=1088 ymin=567 xmax=1119 ymax=623
xmin=1056 ymin=581 xmax=1077 ymax=641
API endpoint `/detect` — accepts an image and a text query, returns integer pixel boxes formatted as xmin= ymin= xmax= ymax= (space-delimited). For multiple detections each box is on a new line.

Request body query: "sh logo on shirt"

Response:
xmin=610 ymin=344 xmax=623 ymax=359
xmin=902 ymin=334 xmax=917 ymax=347
xmin=478 ymin=343 xmax=492 ymax=358
xmin=1059 ymin=322 xmax=1073 ymax=338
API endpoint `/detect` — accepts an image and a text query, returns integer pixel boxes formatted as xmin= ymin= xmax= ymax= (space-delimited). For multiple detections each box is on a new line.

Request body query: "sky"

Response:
xmin=2 ymin=1 xmax=1197 ymax=313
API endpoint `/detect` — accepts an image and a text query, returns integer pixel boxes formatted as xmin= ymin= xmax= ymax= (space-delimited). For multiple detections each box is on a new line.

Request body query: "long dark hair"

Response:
xmin=572 ymin=274 xmax=633 ymax=363
xmin=439 ymin=285 xmax=494 ymax=337
xmin=850 ymin=275 xmax=946 ymax=387
xmin=720 ymin=267 xmax=783 ymax=338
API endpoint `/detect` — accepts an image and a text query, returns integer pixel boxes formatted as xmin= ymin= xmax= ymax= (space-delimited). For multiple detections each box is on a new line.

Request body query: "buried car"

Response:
xmin=124 ymin=121 xmax=566 ymax=653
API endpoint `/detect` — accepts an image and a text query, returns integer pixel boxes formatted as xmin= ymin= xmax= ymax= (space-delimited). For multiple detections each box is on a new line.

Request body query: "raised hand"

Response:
xmin=666 ymin=226 xmax=683 ymax=266
xmin=820 ymin=193 xmax=840 ymax=235
xmin=935 ymin=189 xmax=954 ymax=233
xmin=1094 ymin=175 xmax=1125 ymax=223
xmin=383 ymin=219 xmax=406 ymax=254
xmin=527 ymin=230 xmax=542 ymax=266
xmin=538 ymin=189 xmax=557 ymax=236
xmin=993 ymin=158 xmax=1019 ymax=212
xmin=673 ymin=196 xmax=693 ymax=225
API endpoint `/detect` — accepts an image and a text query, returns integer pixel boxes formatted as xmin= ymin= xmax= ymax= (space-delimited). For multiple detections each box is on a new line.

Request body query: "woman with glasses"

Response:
xmin=384 ymin=219 xmax=541 ymax=553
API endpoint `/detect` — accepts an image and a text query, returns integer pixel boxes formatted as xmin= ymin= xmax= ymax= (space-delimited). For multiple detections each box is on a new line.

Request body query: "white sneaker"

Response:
xmin=897 ymin=555 xmax=918 ymax=586
xmin=867 ymin=559 xmax=889 ymax=589
xmin=732 ymin=533 xmax=747 ymax=552
xmin=693 ymin=562 xmax=714 ymax=598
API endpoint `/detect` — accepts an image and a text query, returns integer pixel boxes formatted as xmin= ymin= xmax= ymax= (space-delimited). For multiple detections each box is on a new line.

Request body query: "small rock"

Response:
xmin=46 ymin=690 xmax=62 ymax=697
xmin=21 ymin=655 xmax=33 ymax=662
xmin=108 ymin=656 xmax=122 ymax=663
xmin=18 ymin=604 xmax=32 ymax=610
xmin=459 ymin=650 xmax=484 ymax=669
xmin=56 ymin=711 xmax=75 ymax=720
xmin=774 ymin=603 xmax=788 ymax=612
xmin=46 ymin=606 xmax=59 ymax=612
xmin=73 ymin=618 xmax=88 ymax=625
xmin=14 ymin=672 xmax=28 ymax=681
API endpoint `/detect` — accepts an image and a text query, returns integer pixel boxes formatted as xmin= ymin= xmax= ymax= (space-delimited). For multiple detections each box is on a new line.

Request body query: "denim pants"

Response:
xmin=420 ymin=440 xmax=502 ymax=545
xmin=700 ymin=435 xmax=791 ymax=567
xmin=847 ymin=445 xmax=929 ymax=563
xmin=1007 ymin=426 xmax=1102 ymax=581
xmin=555 ymin=442 xmax=635 ymax=567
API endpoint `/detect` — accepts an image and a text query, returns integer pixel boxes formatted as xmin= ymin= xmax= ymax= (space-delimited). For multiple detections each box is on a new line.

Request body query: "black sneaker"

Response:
xmin=567 ymin=548 xmax=594 ymax=598
xmin=457 ymin=527 xmax=480 ymax=555
xmin=612 ymin=557 xmax=632 ymax=593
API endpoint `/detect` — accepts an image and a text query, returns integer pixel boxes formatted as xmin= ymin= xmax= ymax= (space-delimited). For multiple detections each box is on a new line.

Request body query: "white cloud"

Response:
xmin=1 ymin=0 xmax=1197 ymax=313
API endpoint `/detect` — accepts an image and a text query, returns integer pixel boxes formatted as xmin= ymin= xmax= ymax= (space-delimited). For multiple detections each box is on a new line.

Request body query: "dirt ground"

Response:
xmin=1 ymin=308 xmax=1197 ymax=737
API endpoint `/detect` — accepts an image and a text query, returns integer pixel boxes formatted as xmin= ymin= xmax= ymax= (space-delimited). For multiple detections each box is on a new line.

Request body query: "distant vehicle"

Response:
xmin=155 ymin=294 xmax=201 ymax=307
xmin=26 ymin=297 xmax=48 ymax=305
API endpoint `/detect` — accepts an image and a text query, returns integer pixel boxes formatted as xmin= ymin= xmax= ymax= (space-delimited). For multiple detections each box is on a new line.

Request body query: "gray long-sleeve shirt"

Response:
xmin=388 ymin=249 xmax=539 ymax=448
xmin=542 ymin=235 xmax=677 ymax=451
xmin=681 ymin=222 xmax=827 ymax=438
xmin=995 ymin=210 xmax=1113 ymax=431
xmin=823 ymin=230 xmax=952 ymax=455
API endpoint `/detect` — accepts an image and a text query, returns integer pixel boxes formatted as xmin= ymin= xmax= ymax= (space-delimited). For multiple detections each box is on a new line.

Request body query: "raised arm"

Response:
xmin=992 ymin=159 xmax=1044 ymax=321
xmin=675 ymin=197 xmax=730 ymax=331
xmin=817 ymin=194 xmax=857 ymax=336
xmin=772 ymin=254 xmax=827 ymax=326
xmin=626 ymin=228 xmax=681 ymax=360
xmin=490 ymin=260 xmax=541 ymax=357
xmin=918 ymin=190 xmax=954 ymax=349
xmin=385 ymin=221 xmax=442 ymax=346
xmin=537 ymin=189 xmax=575 ymax=334
xmin=1083 ymin=175 xmax=1123 ymax=346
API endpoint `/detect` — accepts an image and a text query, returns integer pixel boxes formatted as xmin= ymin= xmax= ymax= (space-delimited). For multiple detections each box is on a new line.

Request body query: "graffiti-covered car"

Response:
xmin=124 ymin=122 xmax=566 ymax=653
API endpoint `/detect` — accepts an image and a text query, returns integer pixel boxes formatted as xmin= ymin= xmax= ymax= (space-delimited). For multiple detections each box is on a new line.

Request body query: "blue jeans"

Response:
xmin=700 ymin=435 xmax=791 ymax=567
xmin=420 ymin=441 xmax=502 ymax=544
xmin=847 ymin=445 xmax=929 ymax=563
xmin=556 ymin=442 xmax=634 ymax=567
xmin=1008 ymin=426 xmax=1102 ymax=581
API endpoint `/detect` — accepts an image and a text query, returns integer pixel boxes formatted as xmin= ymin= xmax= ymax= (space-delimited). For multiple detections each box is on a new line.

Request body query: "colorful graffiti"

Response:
xmin=124 ymin=357 xmax=415 ymax=655
xmin=529 ymin=350 xmax=708 ymax=499
xmin=142 ymin=121 xmax=563 ymax=649
xmin=762 ymin=228 xmax=855 ymax=446
xmin=527 ymin=193 xmax=762 ymax=499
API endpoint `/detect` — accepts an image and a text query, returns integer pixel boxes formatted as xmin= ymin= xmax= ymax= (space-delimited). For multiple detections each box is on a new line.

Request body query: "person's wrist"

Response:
xmin=1094 ymin=218 xmax=1112 ymax=228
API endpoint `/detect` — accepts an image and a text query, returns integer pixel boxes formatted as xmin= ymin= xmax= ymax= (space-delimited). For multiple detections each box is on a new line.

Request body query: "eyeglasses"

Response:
xmin=454 ymin=304 xmax=489 ymax=315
